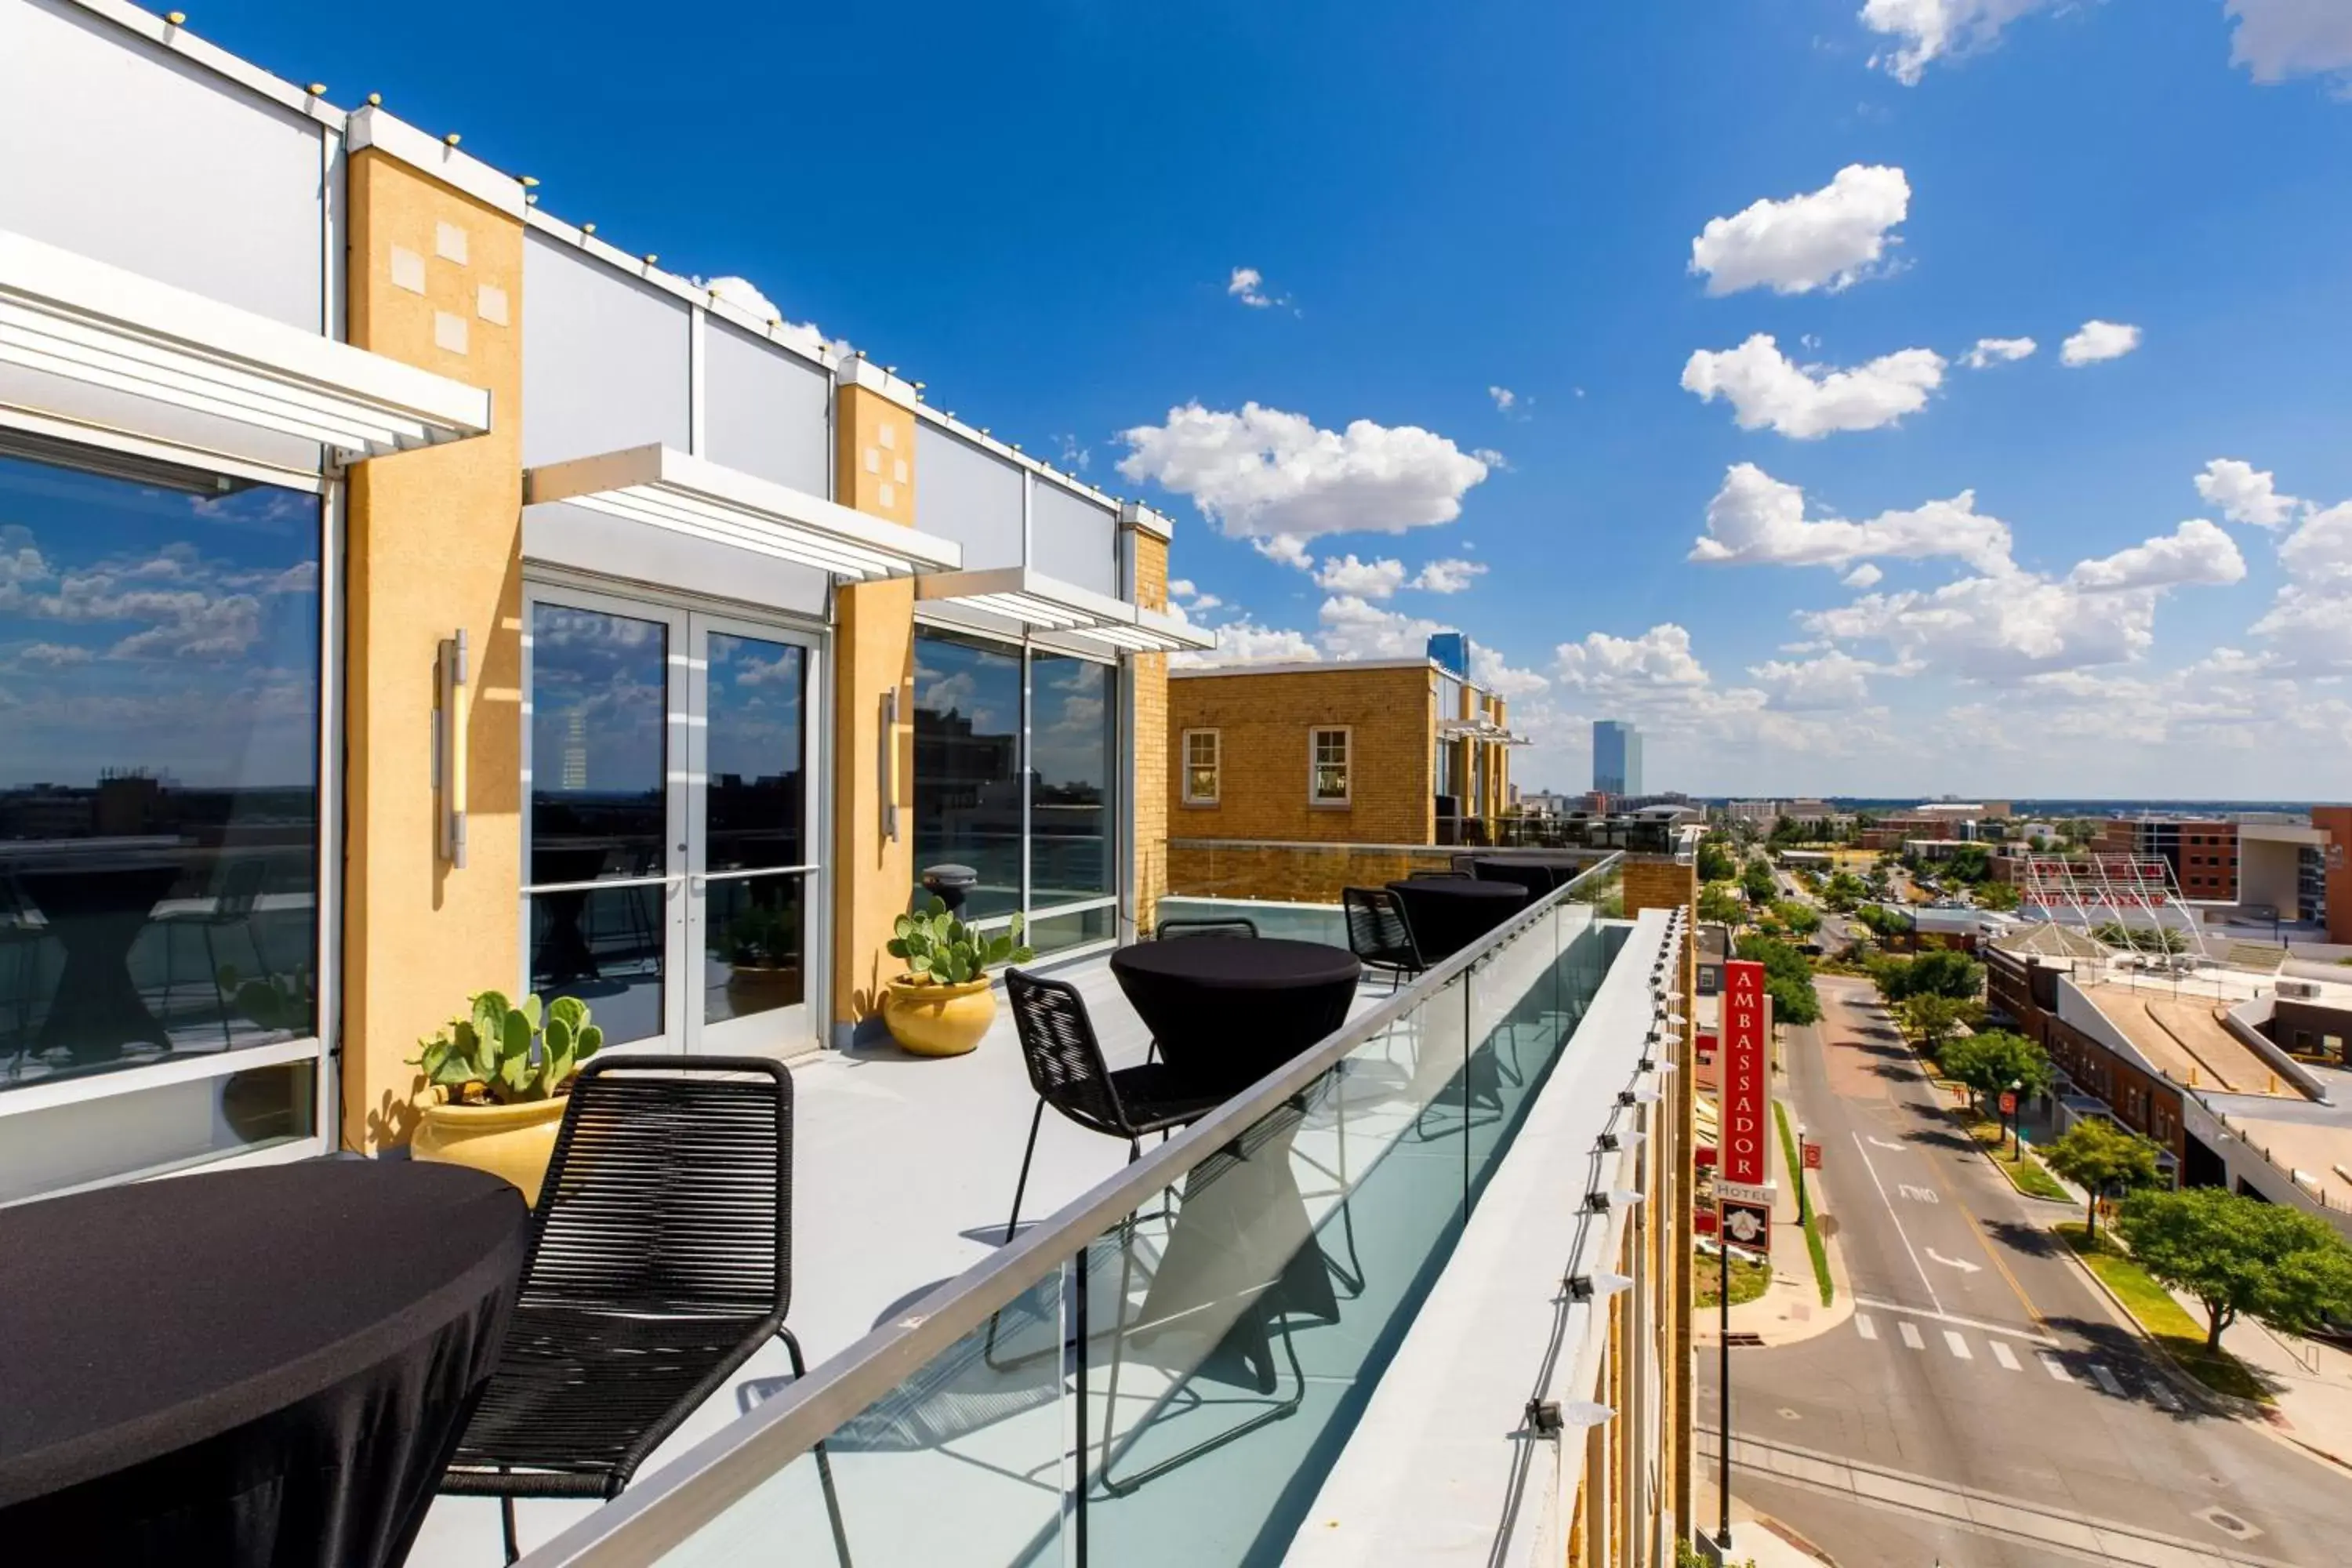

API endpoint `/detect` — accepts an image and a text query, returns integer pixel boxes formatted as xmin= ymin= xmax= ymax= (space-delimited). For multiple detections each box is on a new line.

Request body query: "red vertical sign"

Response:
xmin=1721 ymin=959 xmax=1769 ymax=1187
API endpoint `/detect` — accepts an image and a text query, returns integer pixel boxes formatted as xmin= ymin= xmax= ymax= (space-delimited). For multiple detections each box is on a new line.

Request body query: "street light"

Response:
xmin=2007 ymin=1076 xmax=2024 ymax=1160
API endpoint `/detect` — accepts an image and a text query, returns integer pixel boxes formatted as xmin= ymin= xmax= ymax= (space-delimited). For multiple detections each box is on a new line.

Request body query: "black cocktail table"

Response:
xmin=0 ymin=1161 xmax=528 ymax=1566
xmin=1109 ymin=937 xmax=1361 ymax=1099
xmin=1386 ymin=877 xmax=1529 ymax=961
xmin=14 ymin=861 xmax=182 ymax=1061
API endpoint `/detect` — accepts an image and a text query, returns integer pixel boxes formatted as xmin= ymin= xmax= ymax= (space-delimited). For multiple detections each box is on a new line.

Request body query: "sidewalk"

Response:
xmin=1700 ymin=1501 xmax=1838 ymax=1567
xmin=2209 ymin=1309 xmax=2352 ymax=1472
xmin=1697 ymin=1079 xmax=1853 ymax=1348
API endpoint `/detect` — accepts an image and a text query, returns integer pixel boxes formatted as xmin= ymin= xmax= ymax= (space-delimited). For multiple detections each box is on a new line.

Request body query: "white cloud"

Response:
xmin=1253 ymin=533 xmax=1313 ymax=571
xmin=1472 ymin=447 xmax=1511 ymax=471
xmin=1691 ymin=463 xmax=2015 ymax=573
xmin=1555 ymin=624 xmax=1712 ymax=690
xmin=1747 ymin=649 xmax=1886 ymax=710
xmin=1116 ymin=401 xmax=1492 ymax=539
xmin=1411 ymin=558 xmax=1487 ymax=593
xmin=1860 ymin=0 xmax=2059 ymax=85
xmin=703 ymin=275 xmax=848 ymax=359
xmin=1227 ymin=266 xmax=1287 ymax=309
xmin=2278 ymin=499 xmax=2352 ymax=583
xmin=2060 ymin=320 xmax=2143 ymax=366
xmin=1961 ymin=336 xmax=2038 ymax=368
xmin=1682 ymin=334 xmax=1945 ymax=437
xmin=1488 ymin=386 xmax=1517 ymax=412
xmin=2253 ymin=499 xmax=2352 ymax=666
xmin=1318 ymin=594 xmax=1449 ymax=660
xmin=1167 ymin=578 xmax=1196 ymax=599
xmin=1842 ymin=562 xmax=1884 ymax=588
xmin=13 ymin=641 xmax=93 ymax=667
xmin=1163 ymin=579 xmax=1223 ymax=618
xmin=1687 ymin=164 xmax=1910 ymax=296
xmin=1801 ymin=572 xmax=2161 ymax=681
xmin=1171 ymin=619 xmax=1322 ymax=668
xmin=2195 ymin=458 xmax=2303 ymax=528
xmin=2066 ymin=519 xmax=2247 ymax=593
xmin=1470 ymin=641 xmax=1549 ymax=698
xmin=2227 ymin=0 xmax=2352 ymax=88
xmin=1315 ymin=554 xmax=1408 ymax=599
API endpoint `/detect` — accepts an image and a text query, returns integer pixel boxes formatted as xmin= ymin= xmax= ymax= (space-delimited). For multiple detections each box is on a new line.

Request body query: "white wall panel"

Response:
xmin=702 ymin=320 xmax=829 ymax=495
xmin=521 ymin=233 xmax=691 ymax=466
xmin=915 ymin=423 xmax=1024 ymax=571
xmin=1029 ymin=480 xmax=1118 ymax=597
xmin=0 ymin=0 xmax=326 ymax=329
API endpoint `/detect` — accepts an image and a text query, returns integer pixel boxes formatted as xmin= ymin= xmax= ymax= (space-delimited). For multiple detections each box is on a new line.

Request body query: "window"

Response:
xmin=1182 ymin=729 xmax=1220 ymax=804
xmin=1310 ymin=727 xmax=1352 ymax=806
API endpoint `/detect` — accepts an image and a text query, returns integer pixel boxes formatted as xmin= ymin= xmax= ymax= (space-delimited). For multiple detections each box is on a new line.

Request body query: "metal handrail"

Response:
xmin=516 ymin=853 xmax=1627 ymax=1568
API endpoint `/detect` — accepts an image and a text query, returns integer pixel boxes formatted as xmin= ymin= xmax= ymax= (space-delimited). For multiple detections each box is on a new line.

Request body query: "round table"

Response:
xmin=0 ymin=1161 xmax=528 ymax=1566
xmin=1109 ymin=938 xmax=1362 ymax=1098
xmin=14 ymin=861 xmax=183 ymax=1061
xmin=1469 ymin=858 xmax=1555 ymax=902
xmin=1387 ymin=877 xmax=1530 ymax=960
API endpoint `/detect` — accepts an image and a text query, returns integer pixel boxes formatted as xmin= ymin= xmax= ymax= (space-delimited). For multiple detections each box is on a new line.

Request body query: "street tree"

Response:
xmin=1772 ymin=900 xmax=1821 ymax=938
xmin=1741 ymin=857 xmax=1777 ymax=906
xmin=1898 ymin=993 xmax=1972 ymax=1056
xmin=1696 ymin=837 xmax=1738 ymax=884
xmin=1820 ymin=872 xmax=1867 ymax=912
xmin=2042 ymin=1117 xmax=2163 ymax=1241
xmin=1903 ymin=949 xmax=1984 ymax=1002
xmin=1697 ymin=882 xmax=1746 ymax=926
xmin=2118 ymin=1187 xmax=2352 ymax=1352
xmin=1735 ymin=934 xmax=1823 ymax=1027
xmin=1977 ymin=880 xmax=2022 ymax=912
xmin=1937 ymin=1029 xmax=2054 ymax=1114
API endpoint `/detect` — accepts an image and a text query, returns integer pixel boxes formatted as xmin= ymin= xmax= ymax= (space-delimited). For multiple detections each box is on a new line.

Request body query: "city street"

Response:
xmin=1699 ymin=975 xmax=2352 ymax=1566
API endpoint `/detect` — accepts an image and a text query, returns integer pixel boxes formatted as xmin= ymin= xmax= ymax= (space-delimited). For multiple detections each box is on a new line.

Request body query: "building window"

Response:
xmin=1309 ymin=727 xmax=1352 ymax=806
xmin=913 ymin=630 xmax=1025 ymax=920
xmin=1029 ymin=651 xmax=1115 ymax=910
xmin=1181 ymin=729 xmax=1220 ymax=804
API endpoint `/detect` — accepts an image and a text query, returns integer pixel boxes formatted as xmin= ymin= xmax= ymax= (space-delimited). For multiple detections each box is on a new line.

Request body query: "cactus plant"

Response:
xmin=410 ymin=990 xmax=603 ymax=1104
xmin=887 ymin=897 xmax=1034 ymax=986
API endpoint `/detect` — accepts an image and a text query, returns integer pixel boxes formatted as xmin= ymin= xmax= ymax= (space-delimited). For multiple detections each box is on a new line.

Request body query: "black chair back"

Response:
xmin=212 ymin=857 xmax=270 ymax=920
xmin=1154 ymin=916 xmax=1260 ymax=941
xmin=1006 ymin=967 xmax=1132 ymax=1134
xmin=1342 ymin=887 xmax=1423 ymax=971
xmin=527 ymin=1055 xmax=792 ymax=1321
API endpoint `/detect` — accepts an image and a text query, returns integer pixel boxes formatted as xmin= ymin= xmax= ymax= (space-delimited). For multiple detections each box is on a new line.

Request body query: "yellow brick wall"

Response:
xmin=1167 ymin=840 xmax=1460 ymax=904
xmin=1131 ymin=532 xmax=1170 ymax=936
xmin=1168 ymin=666 xmax=1435 ymax=845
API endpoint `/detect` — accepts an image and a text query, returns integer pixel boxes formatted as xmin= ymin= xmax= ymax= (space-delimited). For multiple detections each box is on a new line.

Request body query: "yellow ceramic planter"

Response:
xmin=412 ymin=1096 xmax=568 ymax=1208
xmin=882 ymin=975 xmax=996 ymax=1057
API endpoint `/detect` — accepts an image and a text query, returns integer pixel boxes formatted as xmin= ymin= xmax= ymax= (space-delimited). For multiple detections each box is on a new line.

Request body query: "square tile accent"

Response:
xmin=390 ymin=245 xmax=426 ymax=295
xmin=435 ymin=221 xmax=470 ymax=266
xmin=477 ymin=282 xmax=510 ymax=327
xmin=434 ymin=310 xmax=469 ymax=356
xmin=893 ymin=458 xmax=909 ymax=485
xmin=863 ymin=448 xmax=880 ymax=475
xmin=878 ymin=481 xmax=896 ymax=510
xmin=878 ymin=423 xmax=896 ymax=450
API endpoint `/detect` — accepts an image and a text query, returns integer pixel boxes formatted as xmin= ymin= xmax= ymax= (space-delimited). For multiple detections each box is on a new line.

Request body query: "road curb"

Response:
xmin=2053 ymin=1232 xmax=2268 ymax=1419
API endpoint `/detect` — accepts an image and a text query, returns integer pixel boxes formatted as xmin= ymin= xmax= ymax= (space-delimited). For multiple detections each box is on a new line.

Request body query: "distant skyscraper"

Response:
xmin=1593 ymin=720 xmax=1642 ymax=797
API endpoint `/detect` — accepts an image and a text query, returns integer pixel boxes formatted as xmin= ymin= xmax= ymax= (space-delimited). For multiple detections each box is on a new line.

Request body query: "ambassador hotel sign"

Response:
xmin=1720 ymin=959 xmax=1770 ymax=1189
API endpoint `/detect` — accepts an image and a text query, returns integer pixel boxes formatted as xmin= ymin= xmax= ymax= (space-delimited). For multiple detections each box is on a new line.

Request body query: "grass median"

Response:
xmin=2055 ymin=1222 xmax=2273 ymax=1405
xmin=1696 ymin=1247 xmax=1772 ymax=1308
xmin=1961 ymin=1116 xmax=2072 ymax=1202
xmin=1773 ymin=1099 xmax=1835 ymax=1306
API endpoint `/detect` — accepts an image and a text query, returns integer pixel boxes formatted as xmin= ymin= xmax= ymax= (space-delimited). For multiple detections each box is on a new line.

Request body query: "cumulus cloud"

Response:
xmin=1682 ymin=334 xmax=1945 ymax=437
xmin=1252 ymin=533 xmax=1313 ymax=571
xmin=1801 ymin=572 xmax=2161 ymax=681
xmin=1555 ymin=624 xmax=1711 ymax=690
xmin=1227 ymin=267 xmax=1288 ymax=310
xmin=1165 ymin=579 xmax=1222 ymax=615
xmin=13 ymin=641 xmax=93 ymax=667
xmin=1315 ymin=554 xmax=1408 ymax=599
xmin=1860 ymin=0 xmax=2059 ymax=85
xmin=1962 ymin=336 xmax=2037 ymax=368
xmin=1171 ymin=619 xmax=1321 ymax=668
xmin=2060 ymin=320 xmax=2143 ymax=366
xmin=1746 ymin=649 xmax=1886 ymax=710
xmin=1488 ymin=386 xmax=1517 ymax=413
xmin=1688 ymin=165 xmax=1910 ymax=296
xmin=1691 ymin=463 xmax=2015 ymax=573
xmin=1842 ymin=563 xmax=1885 ymax=588
xmin=1471 ymin=641 xmax=1549 ymax=698
xmin=703 ymin=276 xmax=848 ymax=359
xmin=1411 ymin=558 xmax=1486 ymax=593
xmin=2254 ymin=500 xmax=2352 ymax=666
xmin=2227 ymin=0 xmax=2352 ymax=88
xmin=1116 ymin=401 xmax=1491 ymax=539
xmin=2196 ymin=459 xmax=2303 ymax=528
xmin=2066 ymin=519 xmax=2247 ymax=593
xmin=1318 ymin=594 xmax=1448 ymax=661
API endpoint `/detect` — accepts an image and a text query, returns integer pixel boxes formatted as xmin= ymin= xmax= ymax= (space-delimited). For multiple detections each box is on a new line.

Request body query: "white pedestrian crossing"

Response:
xmin=2090 ymin=1363 xmax=2125 ymax=1396
xmin=2040 ymin=1352 xmax=2073 ymax=1382
xmin=1849 ymin=1316 xmax=2174 ymax=1408
xmin=2146 ymin=1380 xmax=2181 ymax=1411
xmin=1856 ymin=1313 xmax=1877 ymax=1341
xmin=1898 ymin=1321 xmax=1926 ymax=1350
xmin=1990 ymin=1340 xmax=2020 ymax=1372
xmin=1943 ymin=1330 xmax=1971 ymax=1359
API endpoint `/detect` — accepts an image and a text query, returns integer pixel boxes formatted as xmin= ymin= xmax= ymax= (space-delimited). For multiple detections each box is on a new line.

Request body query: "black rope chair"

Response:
xmin=1152 ymin=916 xmax=1261 ymax=941
xmin=1342 ymin=887 xmax=1425 ymax=993
xmin=438 ymin=1056 xmax=851 ymax=1566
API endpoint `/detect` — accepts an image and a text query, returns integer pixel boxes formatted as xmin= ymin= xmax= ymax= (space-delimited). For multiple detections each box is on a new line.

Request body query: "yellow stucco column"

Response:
xmin=339 ymin=125 xmax=525 ymax=1150
xmin=1124 ymin=504 xmax=1172 ymax=939
xmin=829 ymin=360 xmax=921 ymax=1045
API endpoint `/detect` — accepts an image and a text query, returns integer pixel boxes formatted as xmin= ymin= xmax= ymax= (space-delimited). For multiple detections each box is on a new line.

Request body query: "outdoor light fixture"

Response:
xmin=1583 ymin=1191 xmax=1613 ymax=1213
xmin=880 ymin=688 xmax=900 ymax=842
xmin=1610 ymin=1187 xmax=1646 ymax=1207
xmin=436 ymin=630 xmax=468 ymax=869
xmin=1568 ymin=1272 xmax=1634 ymax=1301
xmin=1556 ymin=1400 xmax=1616 ymax=1431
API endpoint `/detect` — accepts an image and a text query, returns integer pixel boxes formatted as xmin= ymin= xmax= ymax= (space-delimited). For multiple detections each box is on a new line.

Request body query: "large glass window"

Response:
xmin=912 ymin=631 xmax=1024 ymax=919
xmin=0 ymin=451 xmax=321 ymax=1092
xmin=1029 ymin=652 xmax=1114 ymax=908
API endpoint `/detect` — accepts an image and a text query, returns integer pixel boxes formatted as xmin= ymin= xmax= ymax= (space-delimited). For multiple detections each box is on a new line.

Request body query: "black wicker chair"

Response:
xmin=1152 ymin=916 xmax=1260 ymax=941
xmin=437 ymin=1056 xmax=850 ymax=1565
xmin=1342 ymin=886 xmax=1425 ymax=992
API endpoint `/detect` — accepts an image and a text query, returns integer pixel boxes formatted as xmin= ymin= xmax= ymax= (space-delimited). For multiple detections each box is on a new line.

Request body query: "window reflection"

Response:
xmin=1029 ymin=652 xmax=1114 ymax=906
xmin=0 ymin=453 xmax=321 ymax=1086
xmin=702 ymin=633 xmax=807 ymax=1025
xmin=913 ymin=631 xmax=1024 ymax=919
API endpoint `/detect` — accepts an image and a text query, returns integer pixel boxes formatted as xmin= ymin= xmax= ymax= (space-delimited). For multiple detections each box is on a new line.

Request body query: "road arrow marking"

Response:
xmin=1867 ymin=1135 xmax=1905 ymax=1150
xmin=1925 ymin=1248 xmax=1982 ymax=1274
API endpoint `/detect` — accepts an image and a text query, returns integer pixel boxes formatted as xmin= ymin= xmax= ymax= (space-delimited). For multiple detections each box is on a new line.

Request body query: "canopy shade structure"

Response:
xmin=916 ymin=564 xmax=1216 ymax=652
xmin=0 ymin=227 xmax=491 ymax=464
xmin=1440 ymin=716 xmax=1533 ymax=746
xmin=524 ymin=444 xmax=964 ymax=580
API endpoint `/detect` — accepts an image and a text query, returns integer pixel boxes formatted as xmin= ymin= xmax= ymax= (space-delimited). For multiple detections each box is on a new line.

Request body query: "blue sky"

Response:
xmin=199 ymin=0 xmax=2352 ymax=798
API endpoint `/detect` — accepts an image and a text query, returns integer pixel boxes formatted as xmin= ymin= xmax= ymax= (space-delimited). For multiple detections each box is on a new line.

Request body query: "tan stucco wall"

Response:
xmin=1167 ymin=666 xmax=1436 ymax=846
xmin=829 ymin=380 xmax=919 ymax=1039
xmin=339 ymin=150 xmax=522 ymax=1151
xmin=1130 ymin=531 xmax=1170 ymax=935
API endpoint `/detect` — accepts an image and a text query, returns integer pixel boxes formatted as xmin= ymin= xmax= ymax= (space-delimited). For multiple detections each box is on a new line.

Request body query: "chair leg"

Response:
xmin=500 ymin=1494 xmax=519 ymax=1565
xmin=1005 ymin=1100 xmax=1045 ymax=1245
xmin=203 ymin=924 xmax=230 ymax=1050
xmin=779 ymin=1327 xmax=855 ymax=1568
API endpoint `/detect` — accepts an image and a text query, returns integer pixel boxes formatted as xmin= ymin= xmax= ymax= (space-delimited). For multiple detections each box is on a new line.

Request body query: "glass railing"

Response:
xmin=518 ymin=858 xmax=1629 ymax=1568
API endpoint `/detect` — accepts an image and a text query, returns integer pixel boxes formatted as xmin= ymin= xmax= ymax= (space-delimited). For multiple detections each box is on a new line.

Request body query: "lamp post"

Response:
xmin=2008 ymin=1077 xmax=2024 ymax=1160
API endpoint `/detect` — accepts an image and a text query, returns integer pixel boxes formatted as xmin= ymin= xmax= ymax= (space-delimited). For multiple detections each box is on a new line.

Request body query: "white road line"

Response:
xmin=2147 ymin=1380 xmax=2181 ymax=1410
xmin=1850 ymin=1295 xmax=2060 ymax=1347
xmin=1855 ymin=1313 xmax=1877 ymax=1341
xmin=2041 ymin=1352 xmax=2073 ymax=1382
xmin=1944 ymin=1330 xmax=1972 ymax=1359
xmin=2090 ymin=1363 xmax=2125 ymax=1396
xmin=1899 ymin=1321 xmax=1926 ymax=1350
xmin=1990 ymin=1340 xmax=2021 ymax=1371
xmin=1849 ymin=1131 xmax=1942 ymax=1313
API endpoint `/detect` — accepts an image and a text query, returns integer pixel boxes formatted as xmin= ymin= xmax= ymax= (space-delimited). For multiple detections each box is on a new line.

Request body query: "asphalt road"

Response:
xmin=1697 ymin=975 xmax=2352 ymax=1566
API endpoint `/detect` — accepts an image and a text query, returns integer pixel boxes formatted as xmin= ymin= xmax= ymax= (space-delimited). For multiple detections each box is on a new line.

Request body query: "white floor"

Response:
xmin=408 ymin=955 xmax=1399 ymax=1566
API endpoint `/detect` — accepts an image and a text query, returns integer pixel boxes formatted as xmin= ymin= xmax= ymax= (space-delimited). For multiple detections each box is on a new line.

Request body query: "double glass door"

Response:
xmin=524 ymin=587 xmax=822 ymax=1054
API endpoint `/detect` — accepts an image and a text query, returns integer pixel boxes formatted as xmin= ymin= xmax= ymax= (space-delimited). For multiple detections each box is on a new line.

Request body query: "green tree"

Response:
xmin=1946 ymin=844 xmax=1992 ymax=884
xmin=1735 ymin=934 xmax=1822 ymax=1027
xmin=1697 ymin=882 xmax=1746 ymax=926
xmin=2118 ymin=1186 xmax=2352 ymax=1351
xmin=1855 ymin=903 xmax=1912 ymax=942
xmin=1904 ymin=948 xmax=1984 ymax=1001
xmin=1898 ymin=992 xmax=1972 ymax=1055
xmin=1696 ymin=837 xmax=1738 ymax=884
xmin=1937 ymin=1029 xmax=2054 ymax=1112
xmin=2042 ymin=1117 xmax=2163 ymax=1241
xmin=2027 ymin=833 xmax=2049 ymax=853
xmin=1977 ymin=879 xmax=2022 ymax=912
xmin=1741 ymin=856 xmax=1777 ymax=906
xmin=1771 ymin=900 xmax=1822 ymax=938
xmin=1820 ymin=871 xmax=1867 ymax=912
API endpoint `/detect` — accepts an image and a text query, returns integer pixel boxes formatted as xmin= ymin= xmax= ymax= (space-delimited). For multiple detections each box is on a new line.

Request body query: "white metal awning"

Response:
xmin=0 ymin=227 xmax=491 ymax=463
xmin=525 ymin=444 xmax=963 ymax=581
xmin=1439 ymin=717 xmax=1532 ymax=746
xmin=915 ymin=564 xmax=1216 ymax=652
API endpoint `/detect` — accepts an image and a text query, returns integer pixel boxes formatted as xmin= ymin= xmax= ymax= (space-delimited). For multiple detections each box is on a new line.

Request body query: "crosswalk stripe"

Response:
xmin=1943 ymin=1330 xmax=1971 ymax=1359
xmin=2147 ymin=1380 xmax=2180 ymax=1410
xmin=1990 ymin=1340 xmax=2020 ymax=1371
xmin=2090 ymin=1363 xmax=2125 ymax=1396
xmin=1899 ymin=1321 xmax=1926 ymax=1350
xmin=1855 ymin=1314 xmax=1877 ymax=1341
xmin=2040 ymin=1352 xmax=2072 ymax=1382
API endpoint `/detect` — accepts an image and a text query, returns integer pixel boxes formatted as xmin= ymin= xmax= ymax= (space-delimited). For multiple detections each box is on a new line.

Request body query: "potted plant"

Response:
xmin=408 ymin=992 xmax=603 ymax=1206
xmin=720 ymin=902 xmax=801 ymax=1014
xmin=881 ymin=898 xmax=1033 ymax=1056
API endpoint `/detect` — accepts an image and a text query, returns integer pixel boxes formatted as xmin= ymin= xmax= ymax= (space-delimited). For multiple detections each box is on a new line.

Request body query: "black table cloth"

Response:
xmin=1470 ymin=858 xmax=1555 ymax=902
xmin=14 ymin=861 xmax=182 ymax=1059
xmin=0 ymin=1161 xmax=528 ymax=1567
xmin=1110 ymin=937 xmax=1362 ymax=1098
xmin=1386 ymin=877 xmax=1529 ymax=961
